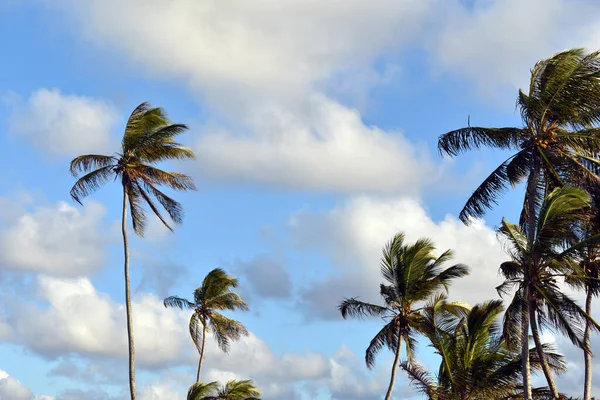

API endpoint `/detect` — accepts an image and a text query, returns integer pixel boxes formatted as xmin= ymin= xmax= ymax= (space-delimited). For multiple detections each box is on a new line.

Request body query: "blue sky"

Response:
xmin=2 ymin=1 xmax=600 ymax=399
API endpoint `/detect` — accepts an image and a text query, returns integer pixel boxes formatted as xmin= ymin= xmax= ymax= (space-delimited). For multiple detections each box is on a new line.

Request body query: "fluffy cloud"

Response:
xmin=0 ymin=274 xmax=411 ymax=399
xmin=289 ymin=196 xmax=508 ymax=319
xmin=0 ymin=370 xmax=53 ymax=400
xmin=429 ymin=0 xmax=600 ymax=96
xmin=60 ymin=0 xmax=428 ymax=100
xmin=0 ymin=199 xmax=108 ymax=277
xmin=6 ymin=89 xmax=119 ymax=156
xmin=195 ymin=95 xmax=435 ymax=193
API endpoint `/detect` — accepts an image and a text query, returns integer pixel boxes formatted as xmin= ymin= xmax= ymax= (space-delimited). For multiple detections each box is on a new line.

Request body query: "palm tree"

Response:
xmin=401 ymin=295 xmax=566 ymax=400
xmin=497 ymin=186 xmax=600 ymax=398
xmin=339 ymin=232 xmax=469 ymax=400
xmin=438 ymin=48 xmax=600 ymax=398
xmin=187 ymin=380 xmax=260 ymax=400
xmin=164 ymin=268 xmax=249 ymax=383
xmin=69 ymin=102 xmax=196 ymax=400
xmin=565 ymin=186 xmax=600 ymax=400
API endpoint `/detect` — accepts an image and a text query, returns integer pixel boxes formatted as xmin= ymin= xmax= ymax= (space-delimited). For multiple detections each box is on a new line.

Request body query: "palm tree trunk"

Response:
xmin=521 ymin=162 xmax=540 ymax=400
xmin=529 ymin=299 xmax=559 ymax=398
xmin=521 ymin=287 xmax=532 ymax=400
xmin=384 ymin=328 xmax=402 ymax=400
xmin=196 ymin=322 xmax=208 ymax=382
xmin=584 ymin=287 xmax=593 ymax=400
xmin=122 ymin=188 xmax=136 ymax=400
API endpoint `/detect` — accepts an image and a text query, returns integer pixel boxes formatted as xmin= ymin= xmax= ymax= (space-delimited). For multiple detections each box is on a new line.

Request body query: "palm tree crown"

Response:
xmin=164 ymin=268 xmax=249 ymax=382
xmin=339 ymin=232 xmax=469 ymax=400
xmin=70 ymin=102 xmax=197 ymax=235
xmin=187 ymin=380 xmax=260 ymax=400
xmin=438 ymin=48 xmax=600 ymax=233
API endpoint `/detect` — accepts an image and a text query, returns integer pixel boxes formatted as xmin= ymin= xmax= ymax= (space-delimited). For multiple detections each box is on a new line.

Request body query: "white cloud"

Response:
xmin=0 ymin=200 xmax=108 ymax=277
xmin=429 ymin=0 xmax=600 ymax=97
xmin=0 ymin=274 xmax=410 ymax=399
xmin=195 ymin=96 xmax=435 ymax=193
xmin=0 ymin=370 xmax=54 ymax=400
xmin=60 ymin=0 xmax=429 ymax=101
xmin=289 ymin=196 xmax=507 ymax=319
xmin=6 ymin=88 xmax=120 ymax=156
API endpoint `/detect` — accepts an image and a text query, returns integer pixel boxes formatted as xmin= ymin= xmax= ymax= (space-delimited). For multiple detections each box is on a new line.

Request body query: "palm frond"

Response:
xmin=69 ymin=154 xmax=116 ymax=177
xmin=338 ymin=298 xmax=388 ymax=319
xmin=69 ymin=165 xmax=115 ymax=204
xmin=365 ymin=321 xmax=398 ymax=369
xmin=438 ymin=126 xmax=523 ymax=157
xmin=187 ymin=381 xmax=219 ymax=400
xmin=163 ymin=295 xmax=195 ymax=310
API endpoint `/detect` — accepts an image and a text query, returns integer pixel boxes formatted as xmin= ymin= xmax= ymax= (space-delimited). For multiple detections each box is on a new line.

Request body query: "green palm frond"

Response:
xmin=187 ymin=381 xmax=219 ymax=400
xmin=208 ymin=313 xmax=249 ymax=353
xmin=438 ymin=127 xmax=523 ymax=157
xmin=163 ymin=296 xmax=195 ymax=310
xmin=217 ymin=379 xmax=261 ymax=400
xmin=339 ymin=298 xmax=388 ymax=319
xmin=365 ymin=321 xmax=398 ymax=369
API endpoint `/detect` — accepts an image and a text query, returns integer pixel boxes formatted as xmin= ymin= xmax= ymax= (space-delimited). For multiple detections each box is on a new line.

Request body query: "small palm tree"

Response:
xmin=164 ymin=268 xmax=249 ymax=382
xmin=498 ymin=186 xmax=600 ymax=397
xmin=187 ymin=380 xmax=260 ymax=400
xmin=339 ymin=232 xmax=469 ymax=400
xmin=438 ymin=48 xmax=600 ymax=399
xmin=402 ymin=295 xmax=566 ymax=400
xmin=69 ymin=102 xmax=196 ymax=400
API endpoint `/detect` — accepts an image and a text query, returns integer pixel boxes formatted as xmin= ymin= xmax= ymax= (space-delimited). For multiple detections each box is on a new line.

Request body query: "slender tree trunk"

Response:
xmin=384 ymin=328 xmax=402 ymax=400
xmin=584 ymin=287 xmax=593 ymax=400
xmin=522 ymin=161 xmax=540 ymax=400
xmin=196 ymin=322 xmax=208 ymax=383
xmin=529 ymin=300 xmax=559 ymax=398
xmin=122 ymin=188 xmax=136 ymax=400
xmin=521 ymin=286 xmax=532 ymax=400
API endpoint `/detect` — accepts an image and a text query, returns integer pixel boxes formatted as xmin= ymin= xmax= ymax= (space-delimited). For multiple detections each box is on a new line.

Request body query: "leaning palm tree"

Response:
xmin=187 ymin=380 xmax=260 ymax=400
xmin=438 ymin=48 xmax=600 ymax=398
xmin=498 ymin=186 xmax=600 ymax=398
xmin=401 ymin=295 xmax=566 ymax=400
xmin=69 ymin=102 xmax=196 ymax=400
xmin=164 ymin=268 xmax=249 ymax=383
xmin=339 ymin=232 xmax=469 ymax=400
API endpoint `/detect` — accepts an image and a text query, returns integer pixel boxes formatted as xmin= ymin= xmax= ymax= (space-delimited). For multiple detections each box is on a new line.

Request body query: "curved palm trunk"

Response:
xmin=196 ymin=322 xmax=208 ymax=383
xmin=384 ymin=328 xmax=402 ymax=400
xmin=529 ymin=300 xmax=559 ymax=398
xmin=584 ymin=287 xmax=593 ymax=400
xmin=122 ymin=188 xmax=137 ymax=400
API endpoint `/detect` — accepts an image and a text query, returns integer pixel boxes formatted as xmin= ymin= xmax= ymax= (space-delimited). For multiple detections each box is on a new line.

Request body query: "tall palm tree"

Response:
xmin=438 ymin=48 xmax=600 ymax=398
xmin=339 ymin=232 xmax=469 ymax=400
xmin=164 ymin=268 xmax=249 ymax=382
xmin=497 ymin=186 xmax=600 ymax=398
xmin=187 ymin=380 xmax=260 ymax=400
xmin=401 ymin=295 xmax=566 ymax=400
xmin=69 ymin=102 xmax=196 ymax=400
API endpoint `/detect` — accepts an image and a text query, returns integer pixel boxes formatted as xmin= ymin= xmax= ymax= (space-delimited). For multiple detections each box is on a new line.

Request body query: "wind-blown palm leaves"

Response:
xmin=164 ymin=268 xmax=249 ymax=383
xmin=401 ymin=295 xmax=566 ymax=400
xmin=187 ymin=380 xmax=261 ymax=400
xmin=497 ymin=186 xmax=600 ymax=398
xmin=438 ymin=48 xmax=600 ymax=399
xmin=69 ymin=102 xmax=196 ymax=400
xmin=339 ymin=232 xmax=469 ymax=400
